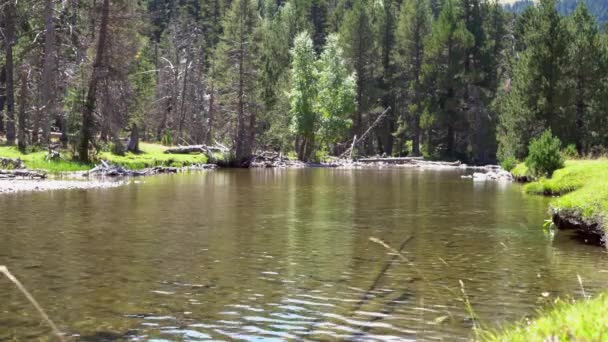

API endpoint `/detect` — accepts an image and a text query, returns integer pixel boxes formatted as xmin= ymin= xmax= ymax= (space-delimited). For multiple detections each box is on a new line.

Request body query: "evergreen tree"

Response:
xmin=567 ymin=3 xmax=605 ymax=153
xmin=214 ymin=0 xmax=260 ymax=164
xmin=423 ymin=0 xmax=474 ymax=158
xmin=394 ymin=0 xmax=432 ymax=156
xmin=340 ymin=0 xmax=376 ymax=137
xmin=497 ymin=0 xmax=572 ymax=160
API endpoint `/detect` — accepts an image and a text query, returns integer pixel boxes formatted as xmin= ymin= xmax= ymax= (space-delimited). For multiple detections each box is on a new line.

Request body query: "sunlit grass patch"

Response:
xmin=99 ymin=143 xmax=209 ymax=169
xmin=0 ymin=145 xmax=92 ymax=172
xmin=0 ymin=143 xmax=209 ymax=172
xmin=511 ymin=163 xmax=529 ymax=179
xmin=482 ymin=293 xmax=608 ymax=341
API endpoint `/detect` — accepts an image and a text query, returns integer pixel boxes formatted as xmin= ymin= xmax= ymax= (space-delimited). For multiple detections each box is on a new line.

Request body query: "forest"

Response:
xmin=0 ymin=0 xmax=607 ymax=166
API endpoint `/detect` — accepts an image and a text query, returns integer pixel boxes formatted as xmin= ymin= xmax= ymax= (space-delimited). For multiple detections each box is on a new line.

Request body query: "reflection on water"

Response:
xmin=1 ymin=168 xmax=608 ymax=341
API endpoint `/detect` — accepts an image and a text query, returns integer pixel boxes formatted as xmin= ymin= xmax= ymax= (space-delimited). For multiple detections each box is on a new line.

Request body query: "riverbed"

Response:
xmin=1 ymin=168 xmax=607 ymax=340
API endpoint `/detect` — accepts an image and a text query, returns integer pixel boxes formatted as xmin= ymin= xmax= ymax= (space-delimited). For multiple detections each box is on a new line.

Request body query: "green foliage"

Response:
xmin=483 ymin=293 xmax=608 ymax=341
xmin=562 ymin=144 xmax=579 ymax=159
xmin=161 ymin=131 xmax=173 ymax=146
xmin=110 ymin=141 xmax=126 ymax=156
xmin=289 ymin=32 xmax=318 ymax=160
xmin=315 ymin=34 xmax=357 ymax=145
xmin=500 ymin=156 xmax=518 ymax=172
xmin=525 ymin=130 xmax=565 ymax=178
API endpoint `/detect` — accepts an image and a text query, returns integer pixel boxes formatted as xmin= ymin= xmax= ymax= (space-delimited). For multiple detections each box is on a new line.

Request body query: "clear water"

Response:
xmin=1 ymin=168 xmax=607 ymax=341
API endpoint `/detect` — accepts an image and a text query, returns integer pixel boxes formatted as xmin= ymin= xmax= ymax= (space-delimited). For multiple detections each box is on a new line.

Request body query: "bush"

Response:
xmin=500 ymin=156 xmax=518 ymax=172
xmin=525 ymin=130 xmax=565 ymax=178
xmin=562 ymin=144 xmax=578 ymax=159
xmin=110 ymin=141 xmax=125 ymax=156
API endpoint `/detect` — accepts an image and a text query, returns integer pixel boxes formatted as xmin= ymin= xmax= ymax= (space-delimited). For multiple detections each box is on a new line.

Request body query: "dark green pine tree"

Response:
xmin=393 ymin=0 xmax=432 ymax=156
xmin=566 ymin=2 xmax=606 ymax=153
xmin=423 ymin=0 xmax=474 ymax=159
xmin=214 ymin=0 xmax=260 ymax=165
xmin=340 ymin=0 xmax=377 ymax=138
xmin=497 ymin=0 xmax=572 ymax=160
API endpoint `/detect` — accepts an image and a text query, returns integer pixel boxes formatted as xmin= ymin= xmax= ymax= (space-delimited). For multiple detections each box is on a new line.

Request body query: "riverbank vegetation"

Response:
xmin=484 ymin=293 xmax=608 ymax=341
xmin=0 ymin=142 xmax=208 ymax=172
xmin=0 ymin=0 xmax=607 ymax=166
xmin=525 ymin=159 xmax=608 ymax=231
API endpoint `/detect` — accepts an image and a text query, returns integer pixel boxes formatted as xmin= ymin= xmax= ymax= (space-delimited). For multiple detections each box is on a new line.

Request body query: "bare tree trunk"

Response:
xmin=127 ymin=123 xmax=139 ymax=153
xmin=41 ymin=0 xmax=57 ymax=144
xmin=79 ymin=0 xmax=110 ymax=163
xmin=4 ymin=2 xmax=16 ymax=145
xmin=234 ymin=33 xmax=248 ymax=163
xmin=177 ymin=56 xmax=191 ymax=141
xmin=18 ymin=65 xmax=29 ymax=152
xmin=0 ymin=66 xmax=5 ymax=133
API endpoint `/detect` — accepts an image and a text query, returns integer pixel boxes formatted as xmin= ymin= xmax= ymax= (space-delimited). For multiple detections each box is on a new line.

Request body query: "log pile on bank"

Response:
xmin=164 ymin=142 xmax=229 ymax=155
xmin=0 ymin=157 xmax=47 ymax=179
xmin=85 ymin=160 xmax=216 ymax=177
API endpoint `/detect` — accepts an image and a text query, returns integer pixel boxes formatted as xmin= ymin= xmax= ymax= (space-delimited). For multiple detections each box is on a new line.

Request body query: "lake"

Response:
xmin=1 ymin=168 xmax=608 ymax=341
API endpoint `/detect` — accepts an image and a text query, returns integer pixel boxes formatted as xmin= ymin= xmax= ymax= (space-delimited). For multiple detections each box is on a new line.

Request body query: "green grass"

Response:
xmin=0 ymin=145 xmax=92 ymax=172
xmin=483 ymin=293 xmax=608 ymax=341
xmin=523 ymin=160 xmax=608 ymax=223
xmin=0 ymin=142 xmax=209 ymax=172
xmin=99 ymin=143 xmax=209 ymax=169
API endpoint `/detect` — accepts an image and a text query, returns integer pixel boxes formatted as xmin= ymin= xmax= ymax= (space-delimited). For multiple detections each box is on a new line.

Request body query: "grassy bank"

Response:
xmin=484 ymin=294 xmax=608 ymax=341
xmin=0 ymin=143 xmax=209 ymax=173
xmin=488 ymin=160 xmax=608 ymax=340
xmin=522 ymin=160 xmax=608 ymax=228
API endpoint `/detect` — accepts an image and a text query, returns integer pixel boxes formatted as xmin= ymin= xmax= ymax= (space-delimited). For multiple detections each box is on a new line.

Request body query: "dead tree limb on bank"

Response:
xmin=339 ymin=107 xmax=392 ymax=159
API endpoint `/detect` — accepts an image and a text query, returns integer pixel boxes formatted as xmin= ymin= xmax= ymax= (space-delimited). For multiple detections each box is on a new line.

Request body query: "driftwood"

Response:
xmin=164 ymin=143 xmax=228 ymax=155
xmin=0 ymin=169 xmax=47 ymax=179
xmin=0 ymin=157 xmax=25 ymax=169
xmin=356 ymin=157 xmax=461 ymax=168
xmin=339 ymin=107 xmax=392 ymax=159
xmin=85 ymin=161 xmax=215 ymax=177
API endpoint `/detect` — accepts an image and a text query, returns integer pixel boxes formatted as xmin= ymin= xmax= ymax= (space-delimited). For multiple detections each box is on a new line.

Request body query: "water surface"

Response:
xmin=1 ymin=168 xmax=608 ymax=341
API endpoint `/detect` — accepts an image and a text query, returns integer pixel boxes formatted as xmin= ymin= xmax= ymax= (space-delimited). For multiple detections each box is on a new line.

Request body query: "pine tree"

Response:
xmin=497 ymin=0 xmax=572 ymax=160
xmin=394 ymin=0 xmax=432 ymax=156
xmin=214 ymin=0 xmax=260 ymax=165
xmin=423 ymin=0 xmax=474 ymax=158
xmin=340 ymin=0 xmax=376 ymax=137
xmin=567 ymin=2 xmax=605 ymax=153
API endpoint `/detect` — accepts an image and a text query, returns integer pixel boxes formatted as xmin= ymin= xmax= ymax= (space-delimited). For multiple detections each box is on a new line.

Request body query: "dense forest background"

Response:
xmin=0 ymin=0 xmax=607 ymax=164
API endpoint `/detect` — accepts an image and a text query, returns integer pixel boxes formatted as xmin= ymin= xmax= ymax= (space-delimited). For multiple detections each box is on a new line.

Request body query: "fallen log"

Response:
xmin=164 ymin=145 xmax=208 ymax=154
xmin=0 ymin=157 xmax=25 ymax=169
xmin=164 ymin=143 xmax=228 ymax=155
xmin=0 ymin=169 xmax=47 ymax=179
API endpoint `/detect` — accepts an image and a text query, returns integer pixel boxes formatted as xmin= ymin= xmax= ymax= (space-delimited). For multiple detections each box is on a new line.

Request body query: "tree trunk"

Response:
xmin=18 ymin=65 xmax=29 ymax=152
xmin=412 ymin=115 xmax=421 ymax=156
xmin=127 ymin=123 xmax=140 ymax=153
xmin=234 ymin=31 xmax=248 ymax=164
xmin=0 ymin=66 xmax=5 ymax=133
xmin=41 ymin=0 xmax=57 ymax=144
xmin=4 ymin=2 xmax=17 ymax=144
xmin=79 ymin=0 xmax=111 ymax=163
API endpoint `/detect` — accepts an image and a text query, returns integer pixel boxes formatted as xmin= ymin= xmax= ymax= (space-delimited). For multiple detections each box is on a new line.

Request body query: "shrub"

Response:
xmin=562 ymin=144 xmax=578 ymax=159
xmin=525 ymin=130 xmax=565 ymax=178
xmin=500 ymin=156 xmax=518 ymax=172
xmin=110 ymin=141 xmax=125 ymax=156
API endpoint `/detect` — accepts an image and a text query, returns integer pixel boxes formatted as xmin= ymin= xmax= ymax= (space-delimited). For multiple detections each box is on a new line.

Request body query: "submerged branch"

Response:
xmin=0 ymin=266 xmax=66 ymax=341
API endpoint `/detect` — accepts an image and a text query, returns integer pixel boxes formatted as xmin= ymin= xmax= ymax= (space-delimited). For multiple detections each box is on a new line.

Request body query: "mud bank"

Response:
xmin=552 ymin=209 xmax=606 ymax=246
